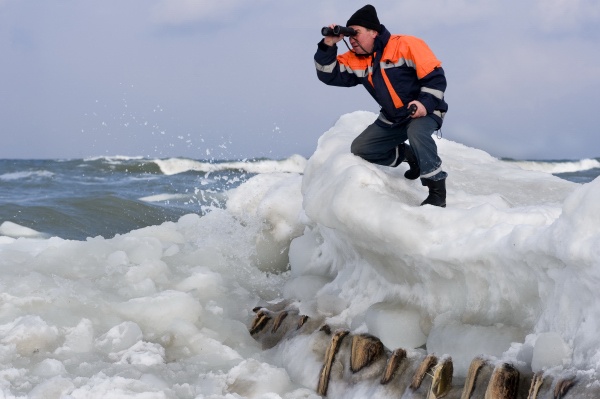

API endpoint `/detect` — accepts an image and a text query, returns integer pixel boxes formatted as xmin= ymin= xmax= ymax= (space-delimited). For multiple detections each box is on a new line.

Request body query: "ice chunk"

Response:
xmin=0 ymin=315 xmax=59 ymax=355
xmin=365 ymin=303 xmax=427 ymax=350
xmin=427 ymin=319 xmax=525 ymax=377
xmin=283 ymin=275 xmax=330 ymax=302
xmin=0 ymin=221 xmax=45 ymax=238
xmin=531 ymin=332 xmax=570 ymax=372
xmin=95 ymin=321 xmax=143 ymax=353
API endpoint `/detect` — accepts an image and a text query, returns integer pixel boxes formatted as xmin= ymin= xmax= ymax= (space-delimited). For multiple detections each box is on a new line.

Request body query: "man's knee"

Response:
xmin=351 ymin=138 xmax=379 ymax=162
xmin=350 ymin=138 xmax=364 ymax=157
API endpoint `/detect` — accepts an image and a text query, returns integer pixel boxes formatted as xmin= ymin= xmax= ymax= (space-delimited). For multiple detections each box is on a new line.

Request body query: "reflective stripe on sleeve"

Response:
xmin=433 ymin=110 xmax=446 ymax=119
xmin=420 ymin=87 xmax=444 ymax=100
xmin=315 ymin=60 xmax=338 ymax=73
xmin=340 ymin=64 xmax=372 ymax=78
xmin=315 ymin=56 xmax=373 ymax=77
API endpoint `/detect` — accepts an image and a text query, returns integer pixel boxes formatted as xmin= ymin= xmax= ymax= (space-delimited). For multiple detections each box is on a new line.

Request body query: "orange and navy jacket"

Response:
xmin=314 ymin=25 xmax=448 ymax=127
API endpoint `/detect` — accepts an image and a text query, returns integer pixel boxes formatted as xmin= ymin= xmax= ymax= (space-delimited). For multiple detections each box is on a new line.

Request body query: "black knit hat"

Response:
xmin=346 ymin=4 xmax=381 ymax=32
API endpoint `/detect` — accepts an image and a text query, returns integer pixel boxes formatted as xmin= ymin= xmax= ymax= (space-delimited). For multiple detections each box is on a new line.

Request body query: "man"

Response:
xmin=314 ymin=5 xmax=448 ymax=207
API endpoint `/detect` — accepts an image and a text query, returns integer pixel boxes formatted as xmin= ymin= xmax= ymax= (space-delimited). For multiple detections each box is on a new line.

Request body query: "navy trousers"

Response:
xmin=350 ymin=115 xmax=447 ymax=181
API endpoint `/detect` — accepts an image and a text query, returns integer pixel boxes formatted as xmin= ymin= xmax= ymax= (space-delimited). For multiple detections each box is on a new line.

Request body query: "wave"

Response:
xmin=139 ymin=193 xmax=189 ymax=202
xmin=83 ymin=155 xmax=145 ymax=162
xmin=78 ymin=158 xmax=162 ymax=174
xmin=508 ymin=158 xmax=600 ymax=174
xmin=0 ymin=170 xmax=55 ymax=181
xmin=0 ymin=195 xmax=193 ymax=240
xmin=75 ymin=155 xmax=308 ymax=176
xmin=152 ymin=154 xmax=308 ymax=176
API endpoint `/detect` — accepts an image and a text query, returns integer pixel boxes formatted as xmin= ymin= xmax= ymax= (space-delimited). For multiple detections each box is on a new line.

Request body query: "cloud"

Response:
xmin=466 ymin=38 xmax=600 ymax=103
xmin=150 ymin=0 xmax=253 ymax=26
xmin=534 ymin=0 xmax=600 ymax=33
xmin=384 ymin=0 xmax=503 ymax=31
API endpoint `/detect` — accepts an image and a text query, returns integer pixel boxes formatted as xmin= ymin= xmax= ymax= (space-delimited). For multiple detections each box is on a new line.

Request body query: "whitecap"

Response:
xmin=152 ymin=154 xmax=307 ymax=175
xmin=510 ymin=158 xmax=600 ymax=174
xmin=0 ymin=170 xmax=54 ymax=181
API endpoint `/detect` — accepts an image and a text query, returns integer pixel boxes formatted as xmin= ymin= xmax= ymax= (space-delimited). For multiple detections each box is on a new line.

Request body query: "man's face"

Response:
xmin=348 ymin=25 xmax=378 ymax=54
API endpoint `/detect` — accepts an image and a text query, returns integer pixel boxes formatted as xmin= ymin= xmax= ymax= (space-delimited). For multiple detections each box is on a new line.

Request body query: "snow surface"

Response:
xmin=1 ymin=111 xmax=599 ymax=398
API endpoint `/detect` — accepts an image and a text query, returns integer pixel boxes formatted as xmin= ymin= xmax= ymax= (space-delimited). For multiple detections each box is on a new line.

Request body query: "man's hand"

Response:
xmin=408 ymin=100 xmax=427 ymax=118
xmin=323 ymin=24 xmax=344 ymax=46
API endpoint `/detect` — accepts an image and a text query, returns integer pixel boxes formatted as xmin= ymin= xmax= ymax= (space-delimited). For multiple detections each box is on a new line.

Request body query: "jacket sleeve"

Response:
xmin=403 ymin=37 xmax=446 ymax=113
xmin=417 ymin=66 xmax=447 ymax=114
xmin=314 ymin=40 xmax=360 ymax=87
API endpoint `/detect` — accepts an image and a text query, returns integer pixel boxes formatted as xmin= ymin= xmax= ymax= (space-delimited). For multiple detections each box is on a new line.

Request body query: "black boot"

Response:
xmin=403 ymin=144 xmax=420 ymax=180
xmin=393 ymin=144 xmax=420 ymax=179
xmin=420 ymin=178 xmax=446 ymax=207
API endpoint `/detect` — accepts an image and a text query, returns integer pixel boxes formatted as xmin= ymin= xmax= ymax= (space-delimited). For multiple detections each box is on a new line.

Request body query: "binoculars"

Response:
xmin=321 ymin=25 xmax=357 ymax=37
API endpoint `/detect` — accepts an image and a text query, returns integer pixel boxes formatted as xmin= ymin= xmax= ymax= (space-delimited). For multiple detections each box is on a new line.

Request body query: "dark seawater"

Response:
xmin=1 ymin=157 xmax=598 ymax=241
xmin=0 ymin=158 xmax=250 ymax=240
xmin=554 ymin=168 xmax=600 ymax=184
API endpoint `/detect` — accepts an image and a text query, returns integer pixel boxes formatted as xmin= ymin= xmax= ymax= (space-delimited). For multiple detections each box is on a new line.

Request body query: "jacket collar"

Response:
xmin=374 ymin=25 xmax=391 ymax=53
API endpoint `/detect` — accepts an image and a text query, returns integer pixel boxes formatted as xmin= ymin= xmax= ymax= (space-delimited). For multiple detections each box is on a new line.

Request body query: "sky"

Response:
xmin=1 ymin=0 xmax=599 ymax=161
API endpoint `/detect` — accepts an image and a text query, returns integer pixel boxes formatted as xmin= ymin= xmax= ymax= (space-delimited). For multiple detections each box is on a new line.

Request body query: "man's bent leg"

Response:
xmin=351 ymin=122 xmax=407 ymax=166
xmin=406 ymin=116 xmax=447 ymax=181
xmin=406 ymin=116 xmax=447 ymax=207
